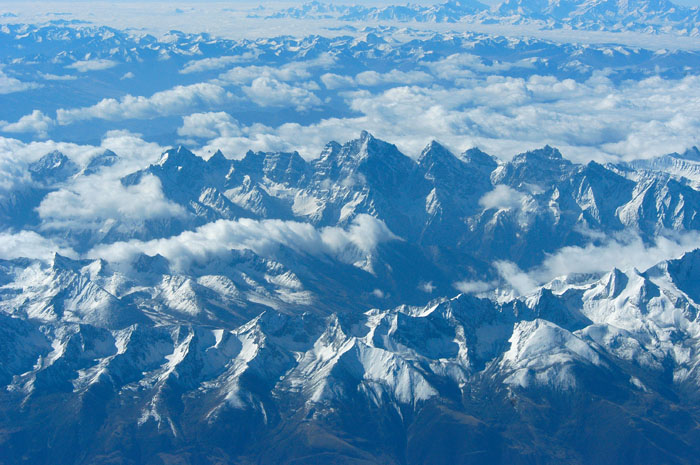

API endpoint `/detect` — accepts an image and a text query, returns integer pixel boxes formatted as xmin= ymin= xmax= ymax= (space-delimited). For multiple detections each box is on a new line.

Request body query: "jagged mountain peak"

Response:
xmin=647 ymin=247 xmax=700 ymax=304
xmin=28 ymin=150 xmax=79 ymax=183
xmin=132 ymin=252 xmax=171 ymax=275
xmin=236 ymin=149 xmax=308 ymax=181
xmin=347 ymin=131 xmax=404 ymax=161
xmin=157 ymin=145 xmax=204 ymax=168
xmin=512 ymin=145 xmax=567 ymax=163
xmin=492 ymin=144 xmax=574 ymax=187
xmin=462 ymin=147 xmax=499 ymax=169
xmin=352 ymin=131 xmax=408 ymax=166
xmin=83 ymin=149 xmax=118 ymax=175
xmin=207 ymin=149 xmax=227 ymax=164
xmin=676 ymin=146 xmax=700 ymax=162
xmin=600 ymin=267 xmax=629 ymax=299
xmin=312 ymin=131 xmax=420 ymax=193
xmin=50 ymin=252 xmax=87 ymax=271
xmin=30 ymin=150 xmax=69 ymax=168
xmin=418 ymin=140 xmax=458 ymax=166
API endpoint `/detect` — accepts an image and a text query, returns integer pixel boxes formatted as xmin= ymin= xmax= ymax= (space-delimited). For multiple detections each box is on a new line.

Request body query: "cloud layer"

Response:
xmin=493 ymin=231 xmax=700 ymax=295
xmin=56 ymin=83 xmax=234 ymax=125
xmin=37 ymin=174 xmax=187 ymax=231
xmin=0 ymin=231 xmax=76 ymax=261
xmin=88 ymin=214 xmax=398 ymax=271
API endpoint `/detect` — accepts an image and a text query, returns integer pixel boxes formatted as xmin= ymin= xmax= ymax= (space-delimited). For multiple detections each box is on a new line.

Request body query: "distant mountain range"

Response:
xmin=262 ymin=0 xmax=700 ymax=35
xmin=2 ymin=133 xmax=700 ymax=463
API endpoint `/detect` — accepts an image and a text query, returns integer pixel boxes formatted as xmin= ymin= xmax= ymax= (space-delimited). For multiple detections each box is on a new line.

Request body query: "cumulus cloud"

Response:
xmin=39 ymin=72 xmax=77 ymax=81
xmin=66 ymin=59 xmax=118 ymax=72
xmin=321 ymin=70 xmax=432 ymax=89
xmin=88 ymin=214 xmax=398 ymax=271
xmin=0 ymin=131 xmax=164 ymax=197
xmin=453 ymin=279 xmax=497 ymax=294
xmin=0 ymin=231 xmax=77 ymax=261
xmin=494 ymin=260 xmax=540 ymax=296
xmin=479 ymin=185 xmax=527 ymax=210
xmin=175 ymin=70 xmax=700 ymax=167
xmin=493 ymin=231 xmax=700 ymax=295
xmin=180 ymin=53 xmax=256 ymax=74
xmin=320 ymin=73 xmax=356 ymax=90
xmin=286 ymin=73 xmax=700 ymax=162
xmin=56 ymin=83 xmax=234 ymax=125
xmin=1 ymin=110 xmax=53 ymax=138
xmin=10 ymin=40 xmax=697 ymax=166
xmin=427 ymin=53 xmax=534 ymax=82
xmin=0 ymin=139 xmax=33 ymax=192
xmin=537 ymin=231 xmax=700 ymax=281
xmin=177 ymin=112 xmax=241 ymax=139
xmin=355 ymin=70 xmax=433 ymax=87
xmin=243 ymin=77 xmax=322 ymax=111
xmin=0 ymin=66 xmax=41 ymax=94
xmin=37 ymin=174 xmax=186 ymax=230
xmin=419 ymin=281 xmax=435 ymax=293
xmin=196 ymin=117 xmax=365 ymax=161
xmin=215 ymin=53 xmax=335 ymax=86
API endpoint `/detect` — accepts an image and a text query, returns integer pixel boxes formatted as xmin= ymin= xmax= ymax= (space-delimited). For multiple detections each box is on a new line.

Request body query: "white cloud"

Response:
xmin=0 ymin=139 xmax=32 ymax=192
xmin=427 ymin=53 xmax=534 ymax=82
xmin=37 ymin=174 xmax=187 ymax=231
xmin=1 ymin=110 xmax=53 ymax=138
xmin=493 ymin=231 xmax=700 ymax=295
xmin=0 ymin=231 xmax=77 ymax=261
xmin=320 ymin=73 xmax=356 ymax=90
xmin=39 ymin=72 xmax=77 ymax=81
xmin=180 ymin=71 xmax=700 ymax=168
xmin=494 ymin=260 xmax=539 ymax=296
xmin=88 ymin=214 xmax=398 ymax=271
xmin=197 ymin=117 xmax=365 ymax=161
xmin=0 ymin=66 xmax=40 ymax=94
xmin=321 ymin=70 xmax=433 ymax=89
xmin=479 ymin=185 xmax=527 ymax=210
xmin=355 ymin=70 xmax=433 ymax=86
xmin=0 ymin=131 xmax=164 ymax=193
xmin=536 ymin=231 xmax=700 ymax=282
xmin=66 ymin=59 xmax=118 ymax=72
xmin=177 ymin=112 xmax=241 ymax=139
xmin=180 ymin=54 xmax=256 ymax=74
xmin=453 ymin=279 xmax=496 ymax=294
xmin=311 ymin=74 xmax=700 ymax=163
xmin=215 ymin=53 xmax=335 ymax=86
xmin=56 ymin=83 xmax=234 ymax=125
xmin=243 ymin=77 xmax=322 ymax=111
xmin=120 ymin=72 xmax=135 ymax=80
xmin=419 ymin=281 xmax=435 ymax=293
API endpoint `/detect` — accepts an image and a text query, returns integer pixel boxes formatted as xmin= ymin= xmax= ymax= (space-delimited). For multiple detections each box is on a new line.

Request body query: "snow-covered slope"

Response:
xmin=2 ymin=133 xmax=700 ymax=463
xmin=2 ymin=249 xmax=700 ymax=463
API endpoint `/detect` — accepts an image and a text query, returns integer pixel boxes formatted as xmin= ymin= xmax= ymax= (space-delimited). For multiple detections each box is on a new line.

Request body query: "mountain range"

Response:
xmin=263 ymin=0 xmax=700 ymax=36
xmin=1 ymin=132 xmax=700 ymax=463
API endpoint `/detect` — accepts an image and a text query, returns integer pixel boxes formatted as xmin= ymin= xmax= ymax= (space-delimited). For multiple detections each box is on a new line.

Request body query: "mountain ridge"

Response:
xmin=263 ymin=0 xmax=700 ymax=36
xmin=1 ymin=248 xmax=699 ymax=463
xmin=2 ymin=133 xmax=700 ymax=463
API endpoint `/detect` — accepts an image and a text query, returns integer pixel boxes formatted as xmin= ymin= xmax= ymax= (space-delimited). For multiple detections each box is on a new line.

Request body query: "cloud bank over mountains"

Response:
xmin=2 ymin=24 xmax=700 ymax=165
xmin=1 ymin=16 xmax=699 ymax=300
